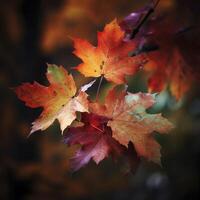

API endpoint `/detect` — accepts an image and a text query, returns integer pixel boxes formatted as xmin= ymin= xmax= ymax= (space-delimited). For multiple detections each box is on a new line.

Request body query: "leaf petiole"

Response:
xmin=96 ymin=75 xmax=104 ymax=101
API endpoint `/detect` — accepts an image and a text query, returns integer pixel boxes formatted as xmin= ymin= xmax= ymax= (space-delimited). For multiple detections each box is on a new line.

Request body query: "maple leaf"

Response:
xmin=63 ymin=113 xmax=125 ymax=171
xmin=14 ymin=64 xmax=94 ymax=134
xmin=90 ymin=88 xmax=174 ymax=164
xmin=73 ymin=19 xmax=146 ymax=84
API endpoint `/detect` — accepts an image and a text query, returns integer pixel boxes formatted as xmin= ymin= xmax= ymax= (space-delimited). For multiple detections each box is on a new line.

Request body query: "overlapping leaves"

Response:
xmin=14 ymin=13 xmax=176 ymax=172
xmin=120 ymin=2 xmax=197 ymax=100
xmin=90 ymin=88 xmax=173 ymax=164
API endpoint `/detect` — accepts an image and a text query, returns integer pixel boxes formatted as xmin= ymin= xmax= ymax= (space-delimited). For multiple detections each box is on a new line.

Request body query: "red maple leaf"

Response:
xmin=64 ymin=113 xmax=125 ymax=171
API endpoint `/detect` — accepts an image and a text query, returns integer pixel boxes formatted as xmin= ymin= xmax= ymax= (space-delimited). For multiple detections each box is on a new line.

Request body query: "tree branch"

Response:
xmin=130 ymin=0 xmax=161 ymax=39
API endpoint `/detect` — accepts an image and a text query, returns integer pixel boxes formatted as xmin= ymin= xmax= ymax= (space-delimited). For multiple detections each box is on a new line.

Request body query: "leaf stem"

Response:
xmin=96 ymin=75 xmax=104 ymax=101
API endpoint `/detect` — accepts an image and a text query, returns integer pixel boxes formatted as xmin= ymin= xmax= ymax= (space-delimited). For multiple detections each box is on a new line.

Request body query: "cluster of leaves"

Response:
xmin=15 ymin=1 xmax=193 ymax=172
xmin=120 ymin=1 xmax=196 ymax=100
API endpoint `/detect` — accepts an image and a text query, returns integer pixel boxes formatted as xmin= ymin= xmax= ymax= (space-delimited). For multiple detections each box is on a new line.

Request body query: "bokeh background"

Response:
xmin=0 ymin=0 xmax=200 ymax=199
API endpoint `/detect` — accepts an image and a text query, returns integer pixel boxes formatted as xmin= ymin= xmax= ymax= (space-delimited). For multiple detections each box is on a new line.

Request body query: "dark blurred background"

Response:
xmin=0 ymin=0 xmax=200 ymax=199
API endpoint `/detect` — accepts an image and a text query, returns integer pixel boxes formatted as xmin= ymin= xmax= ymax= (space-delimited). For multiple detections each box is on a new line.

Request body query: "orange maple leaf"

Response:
xmin=90 ymin=87 xmax=174 ymax=164
xmin=73 ymin=19 xmax=145 ymax=84
xmin=14 ymin=64 xmax=93 ymax=134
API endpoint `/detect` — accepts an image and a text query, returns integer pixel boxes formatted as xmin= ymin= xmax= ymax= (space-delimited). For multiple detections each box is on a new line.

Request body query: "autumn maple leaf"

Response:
xmin=90 ymin=87 xmax=174 ymax=164
xmin=63 ymin=113 xmax=125 ymax=171
xmin=73 ymin=19 xmax=146 ymax=84
xmin=14 ymin=64 xmax=94 ymax=134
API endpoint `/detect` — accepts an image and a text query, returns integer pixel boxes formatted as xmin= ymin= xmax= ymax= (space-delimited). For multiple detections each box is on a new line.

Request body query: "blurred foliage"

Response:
xmin=0 ymin=0 xmax=200 ymax=199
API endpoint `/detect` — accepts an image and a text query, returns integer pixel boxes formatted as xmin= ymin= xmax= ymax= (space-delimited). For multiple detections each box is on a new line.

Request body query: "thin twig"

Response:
xmin=153 ymin=0 xmax=161 ymax=8
xmin=130 ymin=0 xmax=161 ymax=39
xmin=96 ymin=75 xmax=104 ymax=100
